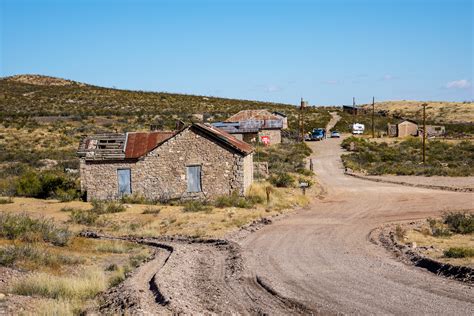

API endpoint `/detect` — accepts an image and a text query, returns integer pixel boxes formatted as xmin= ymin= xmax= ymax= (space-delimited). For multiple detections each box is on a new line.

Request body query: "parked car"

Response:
xmin=311 ymin=128 xmax=325 ymax=141
xmin=330 ymin=131 xmax=340 ymax=138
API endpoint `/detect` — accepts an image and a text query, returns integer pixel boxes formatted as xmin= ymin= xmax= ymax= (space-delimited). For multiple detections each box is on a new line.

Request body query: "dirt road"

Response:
xmin=240 ymin=137 xmax=473 ymax=314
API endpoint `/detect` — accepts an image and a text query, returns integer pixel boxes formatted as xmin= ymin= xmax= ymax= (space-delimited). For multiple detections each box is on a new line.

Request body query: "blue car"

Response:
xmin=311 ymin=128 xmax=325 ymax=141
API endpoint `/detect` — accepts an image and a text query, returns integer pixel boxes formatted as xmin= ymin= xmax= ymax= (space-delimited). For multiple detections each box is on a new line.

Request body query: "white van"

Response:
xmin=352 ymin=123 xmax=365 ymax=135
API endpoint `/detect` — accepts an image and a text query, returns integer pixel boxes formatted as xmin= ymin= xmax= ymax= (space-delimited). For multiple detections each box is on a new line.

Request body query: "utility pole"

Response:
xmin=422 ymin=103 xmax=427 ymax=164
xmin=372 ymin=96 xmax=375 ymax=138
xmin=299 ymin=98 xmax=307 ymax=142
xmin=352 ymin=97 xmax=356 ymax=124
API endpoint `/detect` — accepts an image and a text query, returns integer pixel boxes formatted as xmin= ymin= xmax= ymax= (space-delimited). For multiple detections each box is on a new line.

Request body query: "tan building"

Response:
xmin=212 ymin=109 xmax=284 ymax=145
xmin=78 ymin=124 xmax=254 ymax=202
xmin=387 ymin=120 xmax=419 ymax=137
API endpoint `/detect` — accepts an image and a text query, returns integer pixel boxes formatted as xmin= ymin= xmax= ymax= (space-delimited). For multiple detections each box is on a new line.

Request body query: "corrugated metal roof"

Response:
xmin=192 ymin=123 xmax=254 ymax=155
xmin=225 ymin=109 xmax=281 ymax=122
xmin=125 ymin=131 xmax=175 ymax=158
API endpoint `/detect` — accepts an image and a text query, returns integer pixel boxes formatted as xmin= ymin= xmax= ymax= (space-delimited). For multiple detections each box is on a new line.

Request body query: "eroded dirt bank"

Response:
xmin=91 ymin=233 xmax=317 ymax=315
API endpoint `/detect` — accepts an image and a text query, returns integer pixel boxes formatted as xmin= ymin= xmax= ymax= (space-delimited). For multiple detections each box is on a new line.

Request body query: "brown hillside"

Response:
xmin=361 ymin=100 xmax=474 ymax=124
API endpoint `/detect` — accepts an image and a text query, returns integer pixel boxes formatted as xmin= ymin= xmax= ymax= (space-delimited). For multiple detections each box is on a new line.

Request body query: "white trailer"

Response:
xmin=352 ymin=123 xmax=365 ymax=135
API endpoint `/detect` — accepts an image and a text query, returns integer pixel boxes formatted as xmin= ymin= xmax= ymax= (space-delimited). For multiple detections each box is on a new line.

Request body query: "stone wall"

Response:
xmin=80 ymin=127 xmax=253 ymax=201
xmin=258 ymin=129 xmax=281 ymax=144
xmin=242 ymin=153 xmax=254 ymax=193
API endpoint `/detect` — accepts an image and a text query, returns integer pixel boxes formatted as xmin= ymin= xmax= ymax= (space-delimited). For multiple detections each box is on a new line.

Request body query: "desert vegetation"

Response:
xmin=0 ymin=211 xmax=151 ymax=314
xmin=341 ymin=136 xmax=474 ymax=176
xmin=333 ymin=101 xmax=474 ymax=136
xmin=402 ymin=211 xmax=474 ymax=266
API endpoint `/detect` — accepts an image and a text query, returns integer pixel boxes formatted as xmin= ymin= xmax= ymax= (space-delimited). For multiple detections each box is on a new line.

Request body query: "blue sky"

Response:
xmin=1 ymin=0 xmax=472 ymax=105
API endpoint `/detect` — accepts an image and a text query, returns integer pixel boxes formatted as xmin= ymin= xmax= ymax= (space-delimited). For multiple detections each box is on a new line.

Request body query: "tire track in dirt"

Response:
xmin=90 ymin=233 xmax=315 ymax=315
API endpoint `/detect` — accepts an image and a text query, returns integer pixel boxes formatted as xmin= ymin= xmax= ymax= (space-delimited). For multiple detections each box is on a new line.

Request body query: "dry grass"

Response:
xmin=362 ymin=100 xmax=474 ymax=123
xmin=94 ymin=240 xmax=137 ymax=254
xmin=0 ymin=182 xmax=312 ymax=238
xmin=37 ymin=299 xmax=78 ymax=316
xmin=10 ymin=267 xmax=107 ymax=299
xmin=405 ymin=229 xmax=474 ymax=267
xmin=1 ymin=236 xmax=150 ymax=314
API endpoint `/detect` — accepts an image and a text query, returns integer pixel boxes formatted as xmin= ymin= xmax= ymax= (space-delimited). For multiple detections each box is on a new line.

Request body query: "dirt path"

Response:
xmin=240 ymin=137 xmax=473 ymax=314
xmin=326 ymin=111 xmax=341 ymax=132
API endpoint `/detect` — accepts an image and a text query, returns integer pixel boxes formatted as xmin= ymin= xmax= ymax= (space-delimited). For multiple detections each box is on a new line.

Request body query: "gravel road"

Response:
xmin=240 ymin=137 xmax=473 ymax=314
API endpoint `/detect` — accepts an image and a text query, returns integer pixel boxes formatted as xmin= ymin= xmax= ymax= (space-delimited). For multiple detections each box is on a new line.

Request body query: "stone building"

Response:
xmin=211 ymin=109 xmax=284 ymax=145
xmin=77 ymin=123 xmax=254 ymax=202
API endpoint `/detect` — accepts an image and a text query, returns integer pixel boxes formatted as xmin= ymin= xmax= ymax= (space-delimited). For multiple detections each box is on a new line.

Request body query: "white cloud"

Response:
xmin=263 ymin=85 xmax=282 ymax=93
xmin=445 ymin=79 xmax=471 ymax=89
xmin=381 ymin=74 xmax=396 ymax=81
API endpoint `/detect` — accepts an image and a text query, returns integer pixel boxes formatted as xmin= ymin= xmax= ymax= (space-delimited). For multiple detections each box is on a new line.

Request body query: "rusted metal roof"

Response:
xmin=192 ymin=123 xmax=254 ymax=155
xmin=225 ymin=109 xmax=281 ymax=122
xmin=125 ymin=131 xmax=175 ymax=158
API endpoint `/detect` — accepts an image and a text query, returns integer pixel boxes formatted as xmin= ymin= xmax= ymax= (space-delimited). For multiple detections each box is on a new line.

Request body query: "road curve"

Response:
xmin=240 ymin=138 xmax=473 ymax=314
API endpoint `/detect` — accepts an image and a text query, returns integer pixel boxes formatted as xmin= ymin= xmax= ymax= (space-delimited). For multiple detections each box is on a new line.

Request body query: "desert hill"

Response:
xmin=361 ymin=100 xmax=474 ymax=124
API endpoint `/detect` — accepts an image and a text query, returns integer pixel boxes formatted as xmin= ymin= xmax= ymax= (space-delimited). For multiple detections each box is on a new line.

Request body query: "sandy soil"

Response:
xmin=351 ymin=173 xmax=474 ymax=191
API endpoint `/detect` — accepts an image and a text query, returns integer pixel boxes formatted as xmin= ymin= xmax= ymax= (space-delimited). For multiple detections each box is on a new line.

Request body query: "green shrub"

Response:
xmin=0 ymin=197 xmax=13 ymax=204
xmin=121 ymin=193 xmax=156 ymax=205
xmin=341 ymin=138 xmax=473 ymax=176
xmin=108 ymin=265 xmax=131 ymax=287
xmin=427 ymin=218 xmax=452 ymax=237
xmin=90 ymin=200 xmax=126 ymax=214
xmin=442 ymin=211 xmax=473 ymax=234
xmin=443 ymin=247 xmax=474 ymax=258
xmin=0 ymin=244 xmax=83 ymax=268
xmin=142 ymin=206 xmax=161 ymax=215
xmin=14 ymin=170 xmax=79 ymax=199
xmin=214 ymin=192 xmax=260 ymax=209
xmin=69 ymin=210 xmax=99 ymax=226
xmin=0 ymin=212 xmax=71 ymax=246
xmin=182 ymin=200 xmax=213 ymax=213
xmin=395 ymin=225 xmax=406 ymax=240
xmin=60 ymin=206 xmax=77 ymax=212
xmin=53 ymin=188 xmax=79 ymax=202
xmin=254 ymin=142 xmax=312 ymax=175
xmin=269 ymin=172 xmax=295 ymax=188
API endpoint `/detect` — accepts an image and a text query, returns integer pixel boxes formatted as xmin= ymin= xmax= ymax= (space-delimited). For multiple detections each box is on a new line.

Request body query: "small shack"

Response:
xmin=78 ymin=124 xmax=254 ymax=202
xmin=425 ymin=125 xmax=446 ymax=137
xmin=387 ymin=120 xmax=419 ymax=137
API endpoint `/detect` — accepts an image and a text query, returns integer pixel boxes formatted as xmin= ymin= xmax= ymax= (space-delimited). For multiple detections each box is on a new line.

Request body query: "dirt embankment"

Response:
xmin=370 ymin=223 xmax=473 ymax=284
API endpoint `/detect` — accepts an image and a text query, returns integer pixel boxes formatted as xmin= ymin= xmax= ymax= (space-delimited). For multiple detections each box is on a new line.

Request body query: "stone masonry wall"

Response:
xmin=81 ymin=127 xmax=252 ymax=201
xmin=258 ymin=129 xmax=281 ymax=144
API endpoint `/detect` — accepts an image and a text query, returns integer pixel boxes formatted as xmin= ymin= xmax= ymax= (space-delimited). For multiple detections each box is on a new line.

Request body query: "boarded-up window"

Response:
xmin=118 ymin=169 xmax=131 ymax=196
xmin=187 ymin=165 xmax=202 ymax=193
